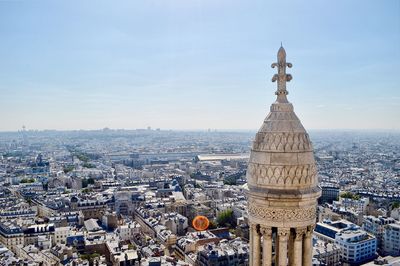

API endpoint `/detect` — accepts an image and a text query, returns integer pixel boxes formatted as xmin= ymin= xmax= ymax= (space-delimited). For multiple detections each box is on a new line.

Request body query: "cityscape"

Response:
xmin=0 ymin=1 xmax=399 ymax=266
xmin=0 ymin=127 xmax=399 ymax=265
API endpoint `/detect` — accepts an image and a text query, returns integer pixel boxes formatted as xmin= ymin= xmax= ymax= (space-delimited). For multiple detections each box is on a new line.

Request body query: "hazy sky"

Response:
xmin=0 ymin=0 xmax=399 ymax=131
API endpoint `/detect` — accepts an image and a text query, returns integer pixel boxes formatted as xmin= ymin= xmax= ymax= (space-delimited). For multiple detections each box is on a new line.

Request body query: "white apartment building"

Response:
xmin=164 ymin=212 xmax=188 ymax=236
xmin=383 ymin=223 xmax=400 ymax=256
xmin=333 ymin=197 xmax=369 ymax=214
xmin=335 ymin=229 xmax=377 ymax=265
xmin=362 ymin=216 xmax=396 ymax=251
xmin=117 ymin=222 xmax=141 ymax=241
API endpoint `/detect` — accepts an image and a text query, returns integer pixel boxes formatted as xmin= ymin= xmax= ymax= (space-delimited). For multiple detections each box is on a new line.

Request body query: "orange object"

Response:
xmin=192 ymin=215 xmax=210 ymax=231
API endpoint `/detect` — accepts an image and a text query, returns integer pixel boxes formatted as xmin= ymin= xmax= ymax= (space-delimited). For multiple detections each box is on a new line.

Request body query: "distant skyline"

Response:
xmin=0 ymin=0 xmax=399 ymax=131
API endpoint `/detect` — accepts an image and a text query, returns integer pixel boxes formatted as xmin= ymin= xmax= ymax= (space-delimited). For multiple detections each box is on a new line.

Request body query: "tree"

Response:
xmin=216 ymin=209 xmax=236 ymax=228
xmin=208 ymin=220 xmax=218 ymax=229
xmin=340 ymin=192 xmax=360 ymax=200
xmin=82 ymin=178 xmax=95 ymax=188
xmin=63 ymin=165 xmax=74 ymax=173
xmin=82 ymin=188 xmax=91 ymax=194
xmin=223 ymin=175 xmax=237 ymax=185
xmin=82 ymin=163 xmax=96 ymax=168
xmin=20 ymin=178 xmax=35 ymax=184
xmin=80 ymin=252 xmax=100 ymax=266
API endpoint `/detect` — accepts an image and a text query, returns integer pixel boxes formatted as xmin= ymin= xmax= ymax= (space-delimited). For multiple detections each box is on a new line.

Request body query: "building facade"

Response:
xmin=383 ymin=223 xmax=400 ymax=256
xmin=246 ymin=46 xmax=321 ymax=265
xmin=335 ymin=230 xmax=377 ymax=265
xmin=319 ymin=184 xmax=339 ymax=204
xmin=362 ymin=216 xmax=395 ymax=253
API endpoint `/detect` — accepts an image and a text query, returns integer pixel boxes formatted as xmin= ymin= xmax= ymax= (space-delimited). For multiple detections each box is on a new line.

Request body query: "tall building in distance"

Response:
xmin=246 ymin=46 xmax=321 ymax=266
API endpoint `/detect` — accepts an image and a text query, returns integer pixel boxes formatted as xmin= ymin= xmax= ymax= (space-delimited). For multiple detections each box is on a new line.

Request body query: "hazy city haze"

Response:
xmin=0 ymin=0 xmax=399 ymax=131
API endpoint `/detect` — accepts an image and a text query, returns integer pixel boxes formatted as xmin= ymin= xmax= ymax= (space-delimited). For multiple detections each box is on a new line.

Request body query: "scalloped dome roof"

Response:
xmin=246 ymin=46 xmax=318 ymax=192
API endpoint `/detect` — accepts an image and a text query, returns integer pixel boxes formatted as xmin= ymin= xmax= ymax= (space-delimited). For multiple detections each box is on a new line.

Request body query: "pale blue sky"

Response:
xmin=0 ymin=0 xmax=399 ymax=131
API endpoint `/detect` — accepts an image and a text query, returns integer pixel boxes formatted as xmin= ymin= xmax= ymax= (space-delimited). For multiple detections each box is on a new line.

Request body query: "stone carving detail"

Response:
xmin=264 ymin=111 xmax=298 ymax=121
xmin=260 ymin=226 xmax=273 ymax=238
xmin=247 ymin=163 xmax=317 ymax=186
xmin=250 ymin=223 xmax=258 ymax=232
xmin=305 ymin=225 xmax=316 ymax=236
xmin=271 ymin=45 xmax=292 ymax=98
xmin=253 ymin=132 xmax=312 ymax=152
xmin=277 ymin=228 xmax=290 ymax=239
xmin=246 ymin=46 xmax=320 ymax=264
xmin=270 ymin=103 xmax=294 ymax=112
xmin=295 ymin=227 xmax=307 ymax=240
xmin=248 ymin=203 xmax=316 ymax=222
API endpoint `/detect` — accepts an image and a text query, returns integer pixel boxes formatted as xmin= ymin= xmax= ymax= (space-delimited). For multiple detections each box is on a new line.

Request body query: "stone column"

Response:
xmin=249 ymin=223 xmax=253 ymax=266
xmin=274 ymin=231 xmax=279 ymax=266
xmin=260 ymin=226 xmax=272 ymax=266
xmin=302 ymin=226 xmax=314 ymax=266
xmin=293 ymin=227 xmax=306 ymax=266
xmin=288 ymin=230 xmax=294 ymax=266
xmin=278 ymin=228 xmax=289 ymax=266
xmin=252 ymin=224 xmax=261 ymax=266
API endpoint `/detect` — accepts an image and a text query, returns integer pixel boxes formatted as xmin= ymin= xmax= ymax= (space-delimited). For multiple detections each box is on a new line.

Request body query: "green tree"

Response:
xmin=75 ymin=153 xmax=90 ymax=162
xmin=340 ymin=192 xmax=360 ymax=200
xmin=82 ymin=177 xmax=95 ymax=188
xmin=208 ymin=220 xmax=218 ymax=229
xmin=216 ymin=209 xmax=236 ymax=228
xmin=128 ymin=243 xmax=136 ymax=250
xmin=223 ymin=175 xmax=237 ymax=185
xmin=80 ymin=253 xmax=100 ymax=266
xmin=82 ymin=188 xmax=91 ymax=194
xmin=20 ymin=178 xmax=35 ymax=184
xmin=63 ymin=165 xmax=74 ymax=173
xmin=83 ymin=163 xmax=96 ymax=168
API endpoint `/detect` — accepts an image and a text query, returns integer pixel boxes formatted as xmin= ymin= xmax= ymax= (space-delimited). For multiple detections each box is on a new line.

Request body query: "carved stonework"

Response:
xmin=250 ymin=223 xmax=257 ymax=230
xmin=264 ymin=111 xmax=298 ymax=121
xmin=306 ymin=225 xmax=316 ymax=236
xmin=253 ymin=132 xmax=312 ymax=152
xmin=278 ymin=228 xmax=290 ymax=239
xmin=246 ymin=46 xmax=321 ymax=265
xmin=248 ymin=202 xmax=316 ymax=222
xmin=295 ymin=227 xmax=307 ymax=240
xmin=259 ymin=109 xmax=298 ymax=120
xmin=260 ymin=226 xmax=273 ymax=238
xmin=259 ymin=120 xmax=306 ymax=132
xmin=271 ymin=46 xmax=292 ymax=100
xmin=270 ymin=103 xmax=294 ymax=112
xmin=247 ymin=163 xmax=317 ymax=186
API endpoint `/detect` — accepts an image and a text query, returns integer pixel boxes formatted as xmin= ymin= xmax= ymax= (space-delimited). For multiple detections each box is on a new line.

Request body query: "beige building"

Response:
xmin=0 ymin=227 xmax=24 ymax=253
xmin=53 ymin=226 xmax=71 ymax=245
xmin=246 ymin=46 xmax=320 ymax=266
xmin=16 ymin=245 xmax=59 ymax=266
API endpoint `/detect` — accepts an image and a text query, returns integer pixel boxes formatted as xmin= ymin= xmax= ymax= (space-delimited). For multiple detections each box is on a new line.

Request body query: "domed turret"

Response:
xmin=247 ymin=46 xmax=320 ymax=266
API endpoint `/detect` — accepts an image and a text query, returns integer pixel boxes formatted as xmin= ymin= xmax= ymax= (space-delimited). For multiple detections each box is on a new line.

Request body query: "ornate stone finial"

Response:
xmin=271 ymin=45 xmax=293 ymax=103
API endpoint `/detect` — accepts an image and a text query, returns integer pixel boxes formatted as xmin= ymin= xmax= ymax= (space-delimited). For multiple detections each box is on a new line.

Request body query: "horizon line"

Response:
xmin=1 ymin=128 xmax=400 ymax=133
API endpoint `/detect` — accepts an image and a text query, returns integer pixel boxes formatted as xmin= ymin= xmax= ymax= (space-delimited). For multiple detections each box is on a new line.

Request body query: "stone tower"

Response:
xmin=246 ymin=46 xmax=321 ymax=266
